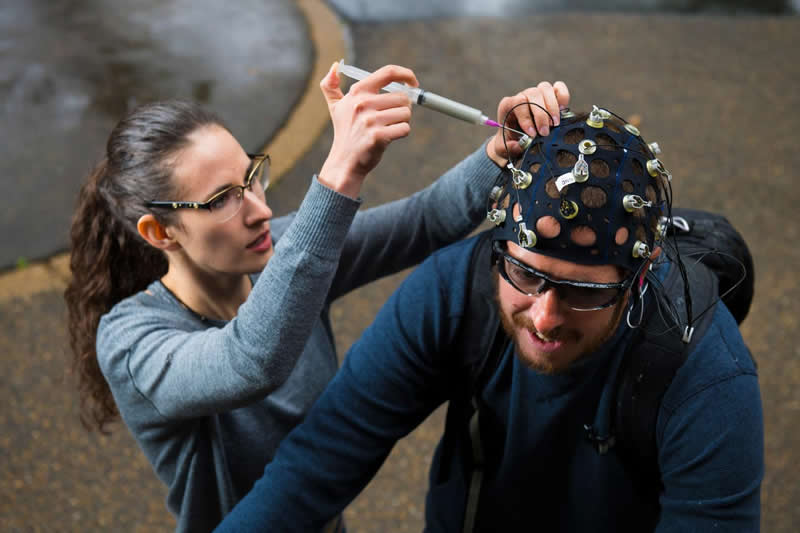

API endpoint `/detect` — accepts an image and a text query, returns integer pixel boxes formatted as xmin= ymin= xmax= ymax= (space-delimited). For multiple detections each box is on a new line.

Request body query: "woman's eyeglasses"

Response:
xmin=492 ymin=241 xmax=631 ymax=311
xmin=146 ymin=153 xmax=270 ymax=224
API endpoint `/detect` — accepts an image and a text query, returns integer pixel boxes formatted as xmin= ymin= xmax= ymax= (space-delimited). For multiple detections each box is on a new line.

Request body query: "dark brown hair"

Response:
xmin=64 ymin=100 xmax=225 ymax=431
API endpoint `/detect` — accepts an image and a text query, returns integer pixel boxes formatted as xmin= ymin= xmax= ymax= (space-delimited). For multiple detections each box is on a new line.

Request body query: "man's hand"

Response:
xmin=318 ymin=63 xmax=418 ymax=199
xmin=487 ymin=81 xmax=570 ymax=167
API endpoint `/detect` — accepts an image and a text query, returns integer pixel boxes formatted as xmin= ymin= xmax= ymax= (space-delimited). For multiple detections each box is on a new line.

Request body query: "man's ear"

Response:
xmin=649 ymin=246 xmax=662 ymax=262
xmin=137 ymin=214 xmax=181 ymax=251
xmin=636 ymin=246 xmax=662 ymax=286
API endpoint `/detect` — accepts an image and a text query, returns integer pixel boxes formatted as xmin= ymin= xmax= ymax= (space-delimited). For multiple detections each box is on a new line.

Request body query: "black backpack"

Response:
xmin=452 ymin=208 xmax=754 ymax=533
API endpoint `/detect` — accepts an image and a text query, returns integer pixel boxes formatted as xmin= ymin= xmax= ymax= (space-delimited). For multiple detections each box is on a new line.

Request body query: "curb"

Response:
xmin=262 ymin=0 xmax=349 ymax=182
xmin=0 ymin=0 xmax=347 ymax=304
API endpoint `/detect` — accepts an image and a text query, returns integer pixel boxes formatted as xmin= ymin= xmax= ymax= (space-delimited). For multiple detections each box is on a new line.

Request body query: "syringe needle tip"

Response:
xmin=484 ymin=119 xmax=526 ymax=137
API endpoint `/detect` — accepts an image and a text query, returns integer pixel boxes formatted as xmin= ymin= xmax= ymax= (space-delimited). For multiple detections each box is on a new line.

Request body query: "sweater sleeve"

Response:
xmin=214 ymin=248 xmax=466 ymax=532
xmin=327 ymin=141 xmax=501 ymax=300
xmin=654 ymin=307 xmax=763 ymax=532
xmin=97 ymin=178 xmax=360 ymax=419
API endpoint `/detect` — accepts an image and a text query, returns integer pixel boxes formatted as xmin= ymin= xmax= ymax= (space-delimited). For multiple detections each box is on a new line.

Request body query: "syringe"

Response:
xmin=337 ymin=60 xmax=503 ymax=129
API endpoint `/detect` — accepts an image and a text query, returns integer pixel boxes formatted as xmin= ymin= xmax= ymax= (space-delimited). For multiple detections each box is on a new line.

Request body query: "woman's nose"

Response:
xmin=242 ymin=190 xmax=272 ymax=223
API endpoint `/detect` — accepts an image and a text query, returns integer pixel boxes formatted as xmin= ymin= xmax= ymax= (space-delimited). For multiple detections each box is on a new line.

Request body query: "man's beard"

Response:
xmin=495 ymin=279 xmax=628 ymax=375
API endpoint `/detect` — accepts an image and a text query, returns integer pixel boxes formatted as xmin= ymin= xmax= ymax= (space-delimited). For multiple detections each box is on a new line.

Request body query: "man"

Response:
xmin=217 ymin=104 xmax=763 ymax=532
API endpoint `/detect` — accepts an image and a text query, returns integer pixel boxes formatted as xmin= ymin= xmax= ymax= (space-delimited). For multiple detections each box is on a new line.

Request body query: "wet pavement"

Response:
xmin=0 ymin=0 xmax=312 ymax=269
xmin=2 ymin=0 xmax=800 ymax=532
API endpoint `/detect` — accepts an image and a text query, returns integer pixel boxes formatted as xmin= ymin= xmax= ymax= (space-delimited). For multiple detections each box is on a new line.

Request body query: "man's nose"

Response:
xmin=528 ymin=287 xmax=567 ymax=333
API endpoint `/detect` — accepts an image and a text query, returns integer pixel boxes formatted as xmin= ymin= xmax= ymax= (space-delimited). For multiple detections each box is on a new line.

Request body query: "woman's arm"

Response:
xmin=327 ymin=142 xmax=499 ymax=299
xmin=328 ymin=82 xmax=571 ymax=299
xmin=97 ymin=65 xmax=420 ymax=420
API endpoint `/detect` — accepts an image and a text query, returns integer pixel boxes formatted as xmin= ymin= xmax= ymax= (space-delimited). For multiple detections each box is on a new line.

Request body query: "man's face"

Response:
xmin=495 ymin=241 xmax=628 ymax=374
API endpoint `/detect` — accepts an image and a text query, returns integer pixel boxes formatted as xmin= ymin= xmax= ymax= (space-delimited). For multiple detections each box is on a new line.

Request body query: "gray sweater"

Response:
xmin=96 ymin=145 xmax=500 ymax=532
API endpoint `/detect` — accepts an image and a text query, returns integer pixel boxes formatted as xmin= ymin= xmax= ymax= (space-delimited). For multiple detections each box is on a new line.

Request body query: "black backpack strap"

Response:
xmin=459 ymin=231 xmax=507 ymax=378
xmin=609 ymin=207 xmax=753 ymax=466
xmin=445 ymin=231 xmax=509 ymax=533
xmin=667 ymin=208 xmax=754 ymax=324
xmin=462 ymin=396 xmax=484 ymax=533
xmin=612 ymin=256 xmax=719 ymax=487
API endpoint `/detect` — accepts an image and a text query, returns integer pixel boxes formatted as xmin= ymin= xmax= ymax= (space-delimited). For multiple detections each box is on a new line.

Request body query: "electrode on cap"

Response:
xmin=586 ymin=105 xmax=611 ymax=129
xmin=646 ymin=158 xmax=663 ymax=177
xmin=624 ymin=123 xmax=641 ymax=136
xmin=573 ymin=153 xmax=589 ymax=182
xmin=560 ymin=199 xmax=579 ymax=220
xmin=655 ymin=219 xmax=669 ymax=241
xmin=623 ymin=194 xmax=653 ymax=213
xmin=507 ymin=163 xmax=532 ymax=189
xmin=518 ymin=223 xmax=537 ymax=248
xmin=646 ymin=158 xmax=672 ymax=181
xmin=648 ymin=142 xmax=661 ymax=155
xmin=487 ymin=208 xmax=506 ymax=226
xmin=579 ymin=139 xmax=597 ymax=155
xmin=489 ymin=186 xmax=503 ymax=202
xmin=632 ymin=240 xmax=651 ymax=259
xmin=560 ymin=108 xmax=576 ymax=119
xmin=518 ymin=134 xmax=533 ymax=151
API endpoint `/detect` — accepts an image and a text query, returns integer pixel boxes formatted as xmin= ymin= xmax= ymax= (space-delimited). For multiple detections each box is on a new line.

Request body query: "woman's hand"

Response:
xmin=486 ymin=81 xmax=570 ymax=167
xmin=318 ymin=63 xmax=418 ymax=199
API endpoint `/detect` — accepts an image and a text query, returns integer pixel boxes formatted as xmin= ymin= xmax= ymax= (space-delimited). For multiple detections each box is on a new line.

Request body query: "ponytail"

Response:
xmin=64 ymin=100 xmax=225 ymax=432
xmin=65 ymin=160 xmax=168 ymax=431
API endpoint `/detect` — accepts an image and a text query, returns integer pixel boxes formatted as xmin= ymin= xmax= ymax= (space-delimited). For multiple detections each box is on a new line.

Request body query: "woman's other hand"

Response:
xmin=487 ymin=81 xmax=570 ymax=167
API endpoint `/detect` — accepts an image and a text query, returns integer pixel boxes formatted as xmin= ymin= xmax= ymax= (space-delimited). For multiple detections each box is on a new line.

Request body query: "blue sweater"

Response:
xmin=217 ymin=234 xmax=764 ymax=532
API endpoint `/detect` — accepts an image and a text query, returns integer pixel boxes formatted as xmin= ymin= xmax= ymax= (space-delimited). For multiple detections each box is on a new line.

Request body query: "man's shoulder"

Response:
xmin=417 ymin=230 xmax=489 ymax=279
xmin=391 ymin=231 xmax=491 ymax=319
xmin=435 ymin=230 xmax=489 ymax=259
xmin=662 ymin=301 xmax=757 ymax=413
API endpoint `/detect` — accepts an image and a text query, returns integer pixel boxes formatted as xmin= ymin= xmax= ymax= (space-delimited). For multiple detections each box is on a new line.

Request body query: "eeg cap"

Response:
xmin=489 ymin=107 xmax=671 ymax=273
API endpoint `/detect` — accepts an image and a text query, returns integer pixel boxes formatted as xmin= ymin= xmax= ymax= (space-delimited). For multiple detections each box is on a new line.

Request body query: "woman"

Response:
xmin=65 ymin=61 xmax=568 ymax=531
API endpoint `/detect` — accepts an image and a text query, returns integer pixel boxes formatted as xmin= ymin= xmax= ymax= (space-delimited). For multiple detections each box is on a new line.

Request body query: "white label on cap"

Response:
xmin=556 ymin=172 xmax=576 ymax=191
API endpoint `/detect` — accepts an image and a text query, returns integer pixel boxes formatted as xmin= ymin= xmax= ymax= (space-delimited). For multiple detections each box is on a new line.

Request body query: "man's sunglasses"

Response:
xmin=492 ymin=241 xmax=631 ymax=311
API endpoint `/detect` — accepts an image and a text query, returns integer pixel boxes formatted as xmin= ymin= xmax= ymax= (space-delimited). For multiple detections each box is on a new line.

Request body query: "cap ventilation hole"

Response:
xmin=536 ymin=216 xmax=561 ymax=238
xmin=615 ymin=227 xmax=629 ymax=245
xmin=581 ymin=186 xmax=607 ymax=208
xmin=590 ymin=159 xmax=610 ymax=178
xmin=596 ymin=133 xmax=616 ymax=150
xmin=556 ymin=150 xmax=577 ymax=168
xmin=570 ymin=226 xmax=597 ymax=246
xmin=564 ymin=128 xmax=585 ymax=144
xmin=545 ymin=178 xmax=563 ymax=198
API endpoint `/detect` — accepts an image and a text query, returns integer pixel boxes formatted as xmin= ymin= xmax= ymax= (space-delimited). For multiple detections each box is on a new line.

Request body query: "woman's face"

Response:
xmin=165 ymin=125 xmax=274 ymax=278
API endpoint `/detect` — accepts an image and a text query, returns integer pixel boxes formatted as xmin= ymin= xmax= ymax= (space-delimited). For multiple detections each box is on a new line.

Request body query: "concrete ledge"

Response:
xmin=0 ymin=254 xmax=71 ymax=302
xmin=0 ymin=0 xmax=346 ymax=303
